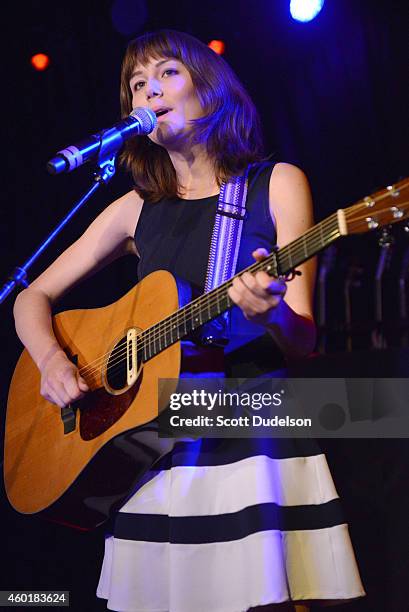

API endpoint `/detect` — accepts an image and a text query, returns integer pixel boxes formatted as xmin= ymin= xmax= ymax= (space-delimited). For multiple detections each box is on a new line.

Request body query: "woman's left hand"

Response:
xmin=227 ymin=248 xmax=287 ymax=326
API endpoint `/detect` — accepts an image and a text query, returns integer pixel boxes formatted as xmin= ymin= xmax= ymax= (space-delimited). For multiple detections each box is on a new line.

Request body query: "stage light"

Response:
xmin=290 ymin=0 xmax=325 ymax=22
xmin=208 ymin=40 xmax=225 ymax=55
xmin=30 ymin=53 xmax=50 ymax=71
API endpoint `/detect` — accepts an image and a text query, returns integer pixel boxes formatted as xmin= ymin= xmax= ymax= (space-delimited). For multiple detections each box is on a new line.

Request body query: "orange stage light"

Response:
xmin=208 ymin=40 xmax=225 ymax=55
xmin=30 ymin=53 xmax=50 ymax=71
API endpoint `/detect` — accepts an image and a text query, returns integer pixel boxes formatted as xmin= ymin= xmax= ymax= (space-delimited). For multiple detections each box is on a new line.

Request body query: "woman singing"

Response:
xmin=13 ymin=29 xmax=364 ymax=612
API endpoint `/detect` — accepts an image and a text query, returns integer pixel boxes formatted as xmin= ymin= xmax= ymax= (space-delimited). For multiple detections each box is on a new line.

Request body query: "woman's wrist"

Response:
xmin=37 ymin=343 xmax=66 ymax=373
xmin=263 ymin=296 xmax=286 ymax=329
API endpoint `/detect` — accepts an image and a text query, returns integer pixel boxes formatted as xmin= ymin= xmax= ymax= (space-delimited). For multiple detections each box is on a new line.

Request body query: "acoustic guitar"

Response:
xmin=4 ymin=178 xmax=409 ymax=529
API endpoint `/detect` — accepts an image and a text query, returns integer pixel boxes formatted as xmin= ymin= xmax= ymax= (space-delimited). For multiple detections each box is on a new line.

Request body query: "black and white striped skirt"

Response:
xmin=97 ymin=437 xmax=364 ymax=611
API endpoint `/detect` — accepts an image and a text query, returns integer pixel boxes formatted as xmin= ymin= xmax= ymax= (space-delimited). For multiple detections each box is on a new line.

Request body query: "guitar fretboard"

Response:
xmin=138 ymin=211 xmax=340 ymax=362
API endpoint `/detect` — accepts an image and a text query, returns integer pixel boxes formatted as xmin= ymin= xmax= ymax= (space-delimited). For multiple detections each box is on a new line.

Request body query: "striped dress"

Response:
xmin=97 ymin=163 xmax=364 ymax=611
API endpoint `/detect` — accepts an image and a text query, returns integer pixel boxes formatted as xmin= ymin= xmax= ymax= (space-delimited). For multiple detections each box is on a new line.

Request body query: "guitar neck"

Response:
xmin=138 ymin=211 xmax=343 ymax=362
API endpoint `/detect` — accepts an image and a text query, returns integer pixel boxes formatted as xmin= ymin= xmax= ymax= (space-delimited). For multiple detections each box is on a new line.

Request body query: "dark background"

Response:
xmin=1 ymin=0 xmax=408 ymax=610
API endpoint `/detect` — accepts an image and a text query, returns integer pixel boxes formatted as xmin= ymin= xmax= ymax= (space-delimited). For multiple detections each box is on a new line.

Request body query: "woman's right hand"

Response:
xmin=39 ymin=348 xmax=89 ymax=408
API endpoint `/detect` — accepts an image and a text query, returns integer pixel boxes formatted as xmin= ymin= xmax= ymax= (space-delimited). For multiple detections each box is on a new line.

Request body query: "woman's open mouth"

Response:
xmin=155 ymin=109 xmax=171 ymax=119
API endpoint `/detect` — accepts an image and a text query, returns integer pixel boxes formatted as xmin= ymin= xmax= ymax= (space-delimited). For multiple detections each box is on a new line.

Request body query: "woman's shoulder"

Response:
xmin=270 ymin=161 xmax=308 ymax=181
xmin=269 ymin=162 xmax=309 ymax=193
xmin=109 ymin=188 xmax=143 ymax=213
xmin=102 ymin=188 xmax=144 ymax=237
xmin=269 ymin=162 xmax=310 ymax=205
xmin=249 ymin=160 xmax=307 ymax=190
xmin=268 ymin=162 xmax=313 ymax=230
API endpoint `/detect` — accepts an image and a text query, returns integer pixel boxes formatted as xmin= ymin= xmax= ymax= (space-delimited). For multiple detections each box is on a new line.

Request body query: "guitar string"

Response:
xmin=98 ymin=230 xmax=343 ymax=383
xmin=79 ymin=185 xmax=409 ymax=379
xmin=79 ymin=213 xmax=404 ymax=385
xmin=79 ymin=202 xmax=407 ymax=382
xmin=78 ymin=213 xmax=341 ymax=379
xmin=77 ymin=212 xmax=340 ymax=377
xmin=80 ymin=222 xmax=338 ymax=375
xmin=78 ymin=199 xmax=408 ymax=382
xmin=98 ymin=202 xmax=407 ymax=383
xmin=87 ymin=198 xmax=404 ymax=382
xmin=86 ymin=222 xmax=361 ymax=379
xmin=94 ymin=228 xmax=342 ymax=379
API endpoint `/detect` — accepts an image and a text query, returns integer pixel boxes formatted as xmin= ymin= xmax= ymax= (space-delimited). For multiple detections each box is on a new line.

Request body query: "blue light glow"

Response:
xmin=290 ymin=0 xmax=325 ymax=22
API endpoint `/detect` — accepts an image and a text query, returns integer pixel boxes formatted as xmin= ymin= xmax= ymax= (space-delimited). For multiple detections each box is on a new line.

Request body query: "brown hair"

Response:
xmin=120 ymin=30 xmax=264 ymax=202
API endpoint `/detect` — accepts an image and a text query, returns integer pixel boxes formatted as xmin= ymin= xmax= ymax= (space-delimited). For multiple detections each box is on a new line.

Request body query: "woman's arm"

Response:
xmin=228 ymin=162 xmax=316 ymax=359
xmin=13 ymin=189 xmax=143 ymax=406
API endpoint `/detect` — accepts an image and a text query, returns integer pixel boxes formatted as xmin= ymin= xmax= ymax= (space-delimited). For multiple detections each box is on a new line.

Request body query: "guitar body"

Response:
xmin=4 ymin=270 xmax=200 ymax=529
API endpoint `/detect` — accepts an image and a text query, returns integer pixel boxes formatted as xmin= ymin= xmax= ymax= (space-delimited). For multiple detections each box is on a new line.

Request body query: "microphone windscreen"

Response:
xmin=130 ymin=107 xmax=157 ymax=134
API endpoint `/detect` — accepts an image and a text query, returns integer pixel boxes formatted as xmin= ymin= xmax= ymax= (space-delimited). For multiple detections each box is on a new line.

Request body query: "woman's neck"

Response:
xmin=167 ymin=145 xmax=219 ymax=199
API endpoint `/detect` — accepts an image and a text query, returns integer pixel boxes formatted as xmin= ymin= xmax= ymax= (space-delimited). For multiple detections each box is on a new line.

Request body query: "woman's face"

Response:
xmin=129 ymin=56 xmax=204 ymax=149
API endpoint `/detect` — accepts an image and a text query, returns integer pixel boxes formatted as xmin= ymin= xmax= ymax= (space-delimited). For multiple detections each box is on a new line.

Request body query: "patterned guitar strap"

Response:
xmin=199 ymin=165 xmax=252 ymax=347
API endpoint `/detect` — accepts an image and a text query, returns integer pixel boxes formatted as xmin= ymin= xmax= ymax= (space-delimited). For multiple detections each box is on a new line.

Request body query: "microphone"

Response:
xmin=47 ymin=107 xmax=157 ymax=175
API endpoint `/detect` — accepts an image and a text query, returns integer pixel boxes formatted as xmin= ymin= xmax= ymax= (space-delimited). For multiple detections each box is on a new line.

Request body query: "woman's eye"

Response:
xmin=131 ymin=68 xmax=177 ymax=92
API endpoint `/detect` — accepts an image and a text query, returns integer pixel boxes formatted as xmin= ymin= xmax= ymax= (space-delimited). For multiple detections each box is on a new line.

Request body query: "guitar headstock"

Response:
xmin=341 ymin=178 xmax=409 ymax=235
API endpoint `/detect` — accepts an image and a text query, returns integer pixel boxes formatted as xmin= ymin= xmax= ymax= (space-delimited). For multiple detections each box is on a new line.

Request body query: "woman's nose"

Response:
xmin=146 ymin=79 xmax=162 ymax=100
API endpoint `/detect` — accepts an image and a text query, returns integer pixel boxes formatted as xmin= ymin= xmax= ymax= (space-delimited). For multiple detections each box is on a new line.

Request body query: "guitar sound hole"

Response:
xmin=106 ymin=337 xmax=128 ymax=391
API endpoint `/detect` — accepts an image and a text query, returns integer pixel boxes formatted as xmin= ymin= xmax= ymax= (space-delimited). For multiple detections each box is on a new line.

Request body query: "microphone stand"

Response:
xmin=0 ymin=151 xmax=117 ymax=305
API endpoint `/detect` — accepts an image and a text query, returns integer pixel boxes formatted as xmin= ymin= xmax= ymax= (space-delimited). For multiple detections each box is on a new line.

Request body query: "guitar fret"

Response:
xmin=145 ymin=336 xmax=151 ymax=361
xmin=319 ymin=221 xmax=324 ymax=249
xmin=164 ymin=325 xmax=171 ymax=348
xmin=137 ymin=346 xmax=143 ymax=365
xmin=160 ymin=329 xmax=166 ymax=350
xmin=192 ymin=303 xmax=200 ymax=327
xmin=178 ymin=322 xmax=185 ymax=338
xmin=171 ymin=320 xmax=179 ymax=341
xmin=325 ymin=227 xmax=337 ymax=246
xmin=303 ymin=234 xmax=308 ymax=259
xmin=325 ymin=220 xmax=334 ymax=245
xmin=218 ymin=293 xmax=229 ymax=312
xmin=215 ymin=294 xmax=222 ymax=316
xmin=216 ymin=291 xmax=222 ymax=314
xmin=287 ymin=248 xmax=293 ymax=269
xmin=206 ymin=294 xmax=212 ymax=320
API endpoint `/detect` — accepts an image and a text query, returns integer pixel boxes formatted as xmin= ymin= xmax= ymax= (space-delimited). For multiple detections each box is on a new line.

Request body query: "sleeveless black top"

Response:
xmin=134 ymin=162 xmax=285 ymax=373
